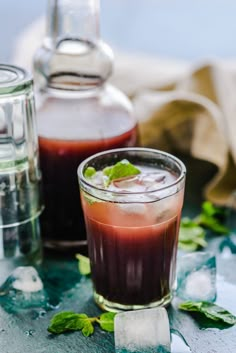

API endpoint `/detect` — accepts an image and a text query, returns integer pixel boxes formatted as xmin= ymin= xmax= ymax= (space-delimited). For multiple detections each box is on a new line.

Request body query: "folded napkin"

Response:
xmin=11 ymin=18 xmax=236 ymax=206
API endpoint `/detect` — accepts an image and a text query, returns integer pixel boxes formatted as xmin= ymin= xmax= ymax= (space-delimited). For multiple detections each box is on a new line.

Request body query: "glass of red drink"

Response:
xmin=78 ymin=148 xmax=186 ymax=311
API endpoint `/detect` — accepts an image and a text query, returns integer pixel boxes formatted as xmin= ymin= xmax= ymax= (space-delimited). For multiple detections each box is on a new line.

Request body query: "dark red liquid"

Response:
xmin=82 ymin=197 xmax=182 ymax=306
xmin=38 ymin=127 xmax=137 ymax=248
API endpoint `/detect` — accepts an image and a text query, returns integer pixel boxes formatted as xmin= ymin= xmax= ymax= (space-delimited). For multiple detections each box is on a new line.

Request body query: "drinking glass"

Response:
xmin=0 ymin=65 xmax=43 ymax=284
xmin=78 ymin=148 xmax=186 ymax=311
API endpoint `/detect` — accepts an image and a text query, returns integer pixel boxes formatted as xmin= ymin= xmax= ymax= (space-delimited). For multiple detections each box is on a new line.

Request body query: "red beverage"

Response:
xmin=78 ymin=149 xmax=186 ymax=311
xmin=39 ymin=127 xmax=137 ymax=248
xmin=83 ymin=202 xmax=181 ymax=306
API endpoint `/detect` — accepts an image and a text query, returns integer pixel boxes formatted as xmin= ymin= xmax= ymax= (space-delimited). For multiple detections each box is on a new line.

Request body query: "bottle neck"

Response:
xmin=34 ymin=0 xmax=113 ymax=91
xmin=46 ymin=0 xmax=100 ymax=48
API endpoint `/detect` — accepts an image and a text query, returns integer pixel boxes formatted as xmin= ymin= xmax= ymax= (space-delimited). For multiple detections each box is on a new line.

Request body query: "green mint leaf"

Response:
xmin=103 ymin=159 xmax=141 ymax=186
xmin=84 ymin=167 xmax=96 ymax=178
xmin=179 ymin=301 xmax=236 ymax=325
xmin=99 ymin=312 xmax=116 ymax=332
xmin=202 ymin=201 xmax=225 ymax=218
xmin=178 ymin=218 xmax=207 ymax=251
xmin=178 ymin=241 xmax=199 ymax=252
xmin=48 ymin=312 xmax=88 ymax=334
xmin=195 ymin=201 xmax=230 ymax=235
xmin=48 ymin=311 xmax=116 ymax=336
xmin=76 ymin=254 xmax=91 ymax=276
xmin=48 ymin=312 xmax=96 ymax=335
xmin=82 ymin=321 xmax=94 ymax=337
xmin=197 ymin=214 xmax=230 ymax=234
xmin=65 ymin=313 xmax=89 ymax=330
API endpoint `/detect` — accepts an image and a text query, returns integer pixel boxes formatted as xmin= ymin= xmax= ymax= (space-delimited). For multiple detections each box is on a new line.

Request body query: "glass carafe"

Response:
xmin=33 ymin=0 xmax=138 ymax=251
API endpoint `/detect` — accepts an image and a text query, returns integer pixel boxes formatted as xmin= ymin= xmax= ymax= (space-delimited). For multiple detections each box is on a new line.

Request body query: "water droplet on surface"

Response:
xmin=32 ymin=309 xmax=47 ymax=320
xmin=46 ymin=301 xmax=60 ymax=310
xmin=25 ymin=329 xmax=35 ymax=336
xmin=39 ymin=310 xmax=46 ymax=318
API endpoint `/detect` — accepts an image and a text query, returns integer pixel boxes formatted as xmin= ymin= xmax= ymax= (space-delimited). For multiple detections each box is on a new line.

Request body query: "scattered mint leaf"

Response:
xmin=196 ymin=213 xmax=230 ymax=234
xmin=179 ymin=301 xmax=236 ymax=325
xmin=65 ymin=313 xmax=89 ymax=330
xmin=202 ymin=201 xmax=226 ymax=219
xmin=178 ymin=218 xmax=207 ymax=251
xmin=48 ymin=311 xmax=115 ymax=336
xmin=98 ymin=312 xmax=116 ymax=332
xmin=76 ymin=254 xmax=91 ymax=276
xmin=84 ymin=167 xmax=96 ymax=178
xmin=103 ymin=159 xmax=141 ymax=186
xmin=195 ymin=201 xmax=230 ymax=235
xmin=48 ymin=312 xmax=89 ymax=334
xmin=179 ymin=201 xmax=230 ymax=252
xmin=82 ymin=321 xmax=94 ymax=336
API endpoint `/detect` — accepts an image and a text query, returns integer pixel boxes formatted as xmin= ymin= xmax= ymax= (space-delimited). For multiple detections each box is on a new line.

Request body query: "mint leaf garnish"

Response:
xmin=103 ymin=159 xmax=141 ymax=186
xmin=48 ymin=311 xmax=116 ymax=336
xmin=98 ymin=312 xmax=116 ymax=332
xmin=84 ymin=166 xmax=96 ymax=178
xmin=179 ymin=301 xmax=236 ymax=325
xmin=76 ymin=254 xmax=91 ymax=276
xmin=178 ymin=218 xmax=207 ymax=251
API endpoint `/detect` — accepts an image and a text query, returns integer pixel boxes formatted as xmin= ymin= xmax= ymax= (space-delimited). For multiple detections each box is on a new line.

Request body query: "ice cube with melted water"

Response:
xmin=0 ymin=266 xmax=47 ymax=309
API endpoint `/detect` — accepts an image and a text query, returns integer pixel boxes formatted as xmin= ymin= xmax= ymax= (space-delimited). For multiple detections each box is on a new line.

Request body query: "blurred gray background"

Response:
xmin=0 ymin=0 xmax=236 ymax=62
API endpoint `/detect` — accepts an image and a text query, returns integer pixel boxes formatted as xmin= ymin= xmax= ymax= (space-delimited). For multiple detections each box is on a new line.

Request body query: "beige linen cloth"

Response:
xmin=12 ymin=18 xmax=236 ymax=206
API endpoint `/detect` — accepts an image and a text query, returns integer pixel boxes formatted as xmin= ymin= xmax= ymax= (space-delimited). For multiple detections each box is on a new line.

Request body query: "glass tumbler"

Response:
xmin=78 ymin=148 xmax=186 ymax=311
xmin=0 ymin=65 xmax=43 ymax=284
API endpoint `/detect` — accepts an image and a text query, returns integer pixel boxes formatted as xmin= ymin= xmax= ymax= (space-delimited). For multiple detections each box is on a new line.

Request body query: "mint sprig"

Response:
xmin=48 ymin=311 xmax=116 ymax=336
xmin=179 ymin=301 xmax=236 ymax=325
xmin=178 ymin=218 xmax=207 ymax=251
xmin=178 ymin=201 xmax=230 ymax=251
xmin=195 ymin=201 xmax=230 ymax=234
xmin=103 ymin=159 xmax=141 ymax=186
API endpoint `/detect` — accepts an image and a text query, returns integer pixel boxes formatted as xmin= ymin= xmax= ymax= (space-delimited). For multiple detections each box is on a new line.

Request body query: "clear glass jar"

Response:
xmin=33 ymin=0 xmax=138 ymax=251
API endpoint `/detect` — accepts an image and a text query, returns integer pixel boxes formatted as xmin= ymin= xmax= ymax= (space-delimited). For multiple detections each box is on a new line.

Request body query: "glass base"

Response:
xmin=94 ymin=291 xmax=172 ymax=312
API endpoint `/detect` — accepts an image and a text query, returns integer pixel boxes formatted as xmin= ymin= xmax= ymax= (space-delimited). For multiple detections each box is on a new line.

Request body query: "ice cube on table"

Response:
xmin=176 ymin=252 xmax=216 ymax=302
xmin=0 ymin=266 xmax=46 ymax=309
xmin=114 ymin=308 xmax=171 ymax=353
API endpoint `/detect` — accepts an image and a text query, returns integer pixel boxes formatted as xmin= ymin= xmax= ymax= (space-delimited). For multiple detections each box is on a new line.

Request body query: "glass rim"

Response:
xmin=78 ymin=147 xmax=186 ymax=196
xmin=0 ymin=64 xmax=33 ymax=95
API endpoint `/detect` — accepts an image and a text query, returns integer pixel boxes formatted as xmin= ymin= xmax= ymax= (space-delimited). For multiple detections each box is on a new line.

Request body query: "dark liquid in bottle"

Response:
xmin=38 ymin=126 xmax=138 ymax=250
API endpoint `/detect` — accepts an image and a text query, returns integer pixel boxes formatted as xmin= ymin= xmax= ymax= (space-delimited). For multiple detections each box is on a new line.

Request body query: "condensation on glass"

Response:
xmin=0 ymin=65 xmax=43 ymax=284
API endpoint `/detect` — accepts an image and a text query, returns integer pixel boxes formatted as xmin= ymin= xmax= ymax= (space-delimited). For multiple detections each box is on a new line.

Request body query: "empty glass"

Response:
xmin=0 ymin=65 xmax=43 ymax=284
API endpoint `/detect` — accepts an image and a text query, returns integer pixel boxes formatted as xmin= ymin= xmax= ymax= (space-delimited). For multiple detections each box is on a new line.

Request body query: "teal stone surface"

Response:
xmin=0 ymin=156 xmax=236 ymax=353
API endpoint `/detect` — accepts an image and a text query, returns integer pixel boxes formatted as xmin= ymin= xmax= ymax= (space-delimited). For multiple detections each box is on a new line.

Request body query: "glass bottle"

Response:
xmin=33 ymin=0 xmax=138 ymax=251
xmin=0 ymin=65 xmax=43 ymax=283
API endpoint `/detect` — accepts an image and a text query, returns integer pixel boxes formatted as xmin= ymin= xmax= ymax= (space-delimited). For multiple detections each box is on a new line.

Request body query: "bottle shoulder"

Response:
xmin=36 ymin=84 xmax=133 ymax=114
xmin=36 ymin=84 xmax=136 ymax=141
